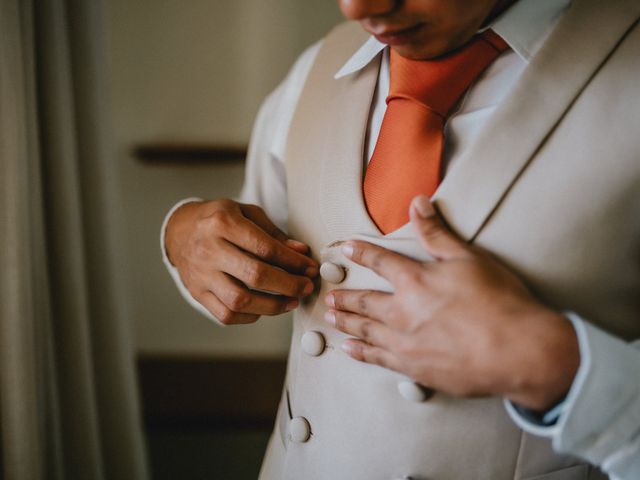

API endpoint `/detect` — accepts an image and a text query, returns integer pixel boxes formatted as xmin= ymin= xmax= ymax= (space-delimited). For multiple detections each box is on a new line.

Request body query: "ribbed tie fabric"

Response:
xmin=363 ymin=30 xmax=509 ymax=234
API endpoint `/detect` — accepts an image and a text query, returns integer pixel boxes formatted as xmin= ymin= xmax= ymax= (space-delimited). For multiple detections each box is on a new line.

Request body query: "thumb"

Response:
xmin=409 ymin=195 xmax=469 ymax=260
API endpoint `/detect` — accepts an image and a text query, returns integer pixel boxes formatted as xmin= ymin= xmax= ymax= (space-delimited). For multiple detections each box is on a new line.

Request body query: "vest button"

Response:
xmin=301 ymin=331 xmax=326 ymax=356
xmin=289 ymin=416 xmax=311 ymax=443
xmin=320 ymin=262 xmax=346 ymax=284
xmin=397 ymin=381 xmax=434 ymax=403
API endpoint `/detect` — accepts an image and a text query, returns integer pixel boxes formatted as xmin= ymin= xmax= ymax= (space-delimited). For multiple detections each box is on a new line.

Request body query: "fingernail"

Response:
xmin=342 ymin=242 xmax=355 ymax=258
xmin=324 ymin=310 xmax=336 ymax=326
xmin=285 ymin=299 xmax=299 ymax=311
xmin=324 ymin=293 xmax=335 ymax=308
xmin=305 ymin=266 xmax=318 ymax=277
xmin=412 ymin=195 xmax=433 ymax=218
xmin=302 ymin=282 xmax=314 ymax=295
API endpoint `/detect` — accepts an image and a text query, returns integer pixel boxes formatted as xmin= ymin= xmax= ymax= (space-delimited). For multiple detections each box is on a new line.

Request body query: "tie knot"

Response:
xmin=388 ymin=29 xmax=510 ymax=117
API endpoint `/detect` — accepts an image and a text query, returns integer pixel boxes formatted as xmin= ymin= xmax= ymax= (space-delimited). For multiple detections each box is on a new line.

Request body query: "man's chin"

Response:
xmin=389 ymin=32 xmax=481 ymax=60
xmin=390 ymin=43 xmax=454 ymax=61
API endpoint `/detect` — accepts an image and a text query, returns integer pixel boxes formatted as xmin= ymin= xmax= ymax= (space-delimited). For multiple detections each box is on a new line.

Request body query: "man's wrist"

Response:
xmin=161 ymin=198 xmax=203 ymax=267
xmin=164 ymin=199 xmax=204 ymax=266
xmin=505 ymin=307 xmax=580 ymax=411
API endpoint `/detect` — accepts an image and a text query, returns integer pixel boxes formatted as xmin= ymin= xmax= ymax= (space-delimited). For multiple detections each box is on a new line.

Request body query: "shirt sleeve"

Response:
xmin=505 ymin=313 xmax=640 ymax=480
xmin=158 ymin=41 xmax=323 ymax=323
xmin=239 ymin=40 xmax=322 ymax=231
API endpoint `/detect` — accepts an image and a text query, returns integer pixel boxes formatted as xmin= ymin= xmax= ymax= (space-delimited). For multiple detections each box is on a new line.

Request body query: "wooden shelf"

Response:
xmin=132 ymin=143 xmax=247 ymax=164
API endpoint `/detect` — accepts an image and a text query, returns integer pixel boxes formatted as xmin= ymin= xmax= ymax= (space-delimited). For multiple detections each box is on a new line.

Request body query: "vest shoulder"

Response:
xmin=318 ymin=21 xmax=371 ymax=69
xmin=325 ymin=21 xmax=370 ymax=44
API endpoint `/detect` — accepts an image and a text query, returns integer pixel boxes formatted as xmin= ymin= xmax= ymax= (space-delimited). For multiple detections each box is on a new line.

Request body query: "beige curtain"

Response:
xmin=0 ymin=0 xmax=148 ymax=478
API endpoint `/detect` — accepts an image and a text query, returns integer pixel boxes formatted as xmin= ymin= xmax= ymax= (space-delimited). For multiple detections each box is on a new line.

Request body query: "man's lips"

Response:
xmin=369 ymin=23 xmax=425 ymax=46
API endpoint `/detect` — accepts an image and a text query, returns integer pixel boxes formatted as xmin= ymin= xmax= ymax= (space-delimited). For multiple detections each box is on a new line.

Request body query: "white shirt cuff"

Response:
xmin=506 ymin=312 xmax=640 ymax=479
xmin=160 ymin=197 xmax=222 ymax=324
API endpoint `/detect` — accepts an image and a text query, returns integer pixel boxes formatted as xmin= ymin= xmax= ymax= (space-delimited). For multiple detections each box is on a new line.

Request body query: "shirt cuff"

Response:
xmin=506 ymin=312 xmax=640 ymax=479
xmin=160 ymin=198 xmax=222 ymax=324
xmin=508 ymin=395 xmax=567 ymax=427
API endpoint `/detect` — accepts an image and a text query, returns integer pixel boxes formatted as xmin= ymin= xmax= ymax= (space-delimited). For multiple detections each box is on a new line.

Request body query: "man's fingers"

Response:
xmin=325 ymin=289 xmax=393 ymax=323
xmin=226 ymin=214 xmax=318 ymax=276
xmin=241 ymin=204 xmax=311 ymax=255
xmin=239 ymin=203 xmax=289 ymax=243
xmin=341 ymin=339 xmax=403 ymax=372
xmin=284 ymin=238 xmax=310 ymax=254
xmin=209 ymin=272 xmax=299 ymax=315
xmin=325 ymin=309 xmax=398 ymax=348
xmin=219 ymin=241 xmax=314 ymax=298
xmin=195 ymin=291 xmax=260 ymax=325
xmin=410 ymin=195 xmax=470 ymax=261
xmin=341 ymin=241 xmax=421 ymax=285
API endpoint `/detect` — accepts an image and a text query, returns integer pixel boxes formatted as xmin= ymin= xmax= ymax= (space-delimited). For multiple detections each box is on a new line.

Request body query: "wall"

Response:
xmin=106 ymin=0 xmax=344 ymax=356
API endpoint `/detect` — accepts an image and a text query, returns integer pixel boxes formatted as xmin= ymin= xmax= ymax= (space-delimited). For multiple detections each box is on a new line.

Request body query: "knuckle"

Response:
xmin=216 ymin=307 xmax=235 ymax=325
xmin=245 ymin=203 xmax=269 ymax=221
xmin=358 ymin=320 xmax=373 ymax=342
xmin=244 ymin=262 xmax=266 ymax=286
xmin=225 ymin=288 xmax=251 ymax=311
xmin=255 ymin=241 xmax=277 ymax=261
xmin=372 ymin=252 xmax=385 ymax=270
xmin=420 ymin=217 xmax=444 ymax=236
xmin=206 ymin=208 xmax=232 ymax=231
xmin=214 ymin=198 xmax=236 ymax=210
xmin=358 ymin=292 xmax=370 ymax=315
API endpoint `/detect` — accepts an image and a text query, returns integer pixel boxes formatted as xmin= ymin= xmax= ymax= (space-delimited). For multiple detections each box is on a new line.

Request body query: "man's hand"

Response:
xmin=165 ymin=199 xmax=318 ymax=325
xmin=324 ymin=195 xmax=580 ymax=411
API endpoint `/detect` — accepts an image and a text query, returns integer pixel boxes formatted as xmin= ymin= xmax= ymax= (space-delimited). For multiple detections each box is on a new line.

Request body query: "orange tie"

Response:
xmin=363 ymin=30 xmax=509 ymax=234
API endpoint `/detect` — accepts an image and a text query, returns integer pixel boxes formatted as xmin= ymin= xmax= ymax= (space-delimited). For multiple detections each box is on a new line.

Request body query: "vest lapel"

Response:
xmin=433 ymin=0 xmax=640 ymax=242
xmin=285 ymin=22 xmax=381 ymax=250
xmin=319 ymin=55 xmax=382 ymax=239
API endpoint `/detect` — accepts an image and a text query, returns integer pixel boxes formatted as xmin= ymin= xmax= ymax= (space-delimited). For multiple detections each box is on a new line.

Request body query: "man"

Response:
xmin=162 ymin=0 xmax=640 ymax=478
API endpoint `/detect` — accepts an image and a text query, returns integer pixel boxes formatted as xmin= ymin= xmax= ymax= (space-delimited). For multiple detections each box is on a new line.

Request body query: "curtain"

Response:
xmin=0 ymin=0 xmax=148 ymax=478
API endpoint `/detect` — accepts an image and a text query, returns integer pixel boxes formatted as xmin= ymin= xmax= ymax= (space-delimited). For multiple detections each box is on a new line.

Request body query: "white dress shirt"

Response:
xmin=161 ymin=0 xmax=640 ymax=478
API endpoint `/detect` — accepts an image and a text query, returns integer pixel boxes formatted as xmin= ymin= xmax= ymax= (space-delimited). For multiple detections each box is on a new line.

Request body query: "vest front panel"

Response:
xmin=255 ymin=16 xmax=640 ymax=480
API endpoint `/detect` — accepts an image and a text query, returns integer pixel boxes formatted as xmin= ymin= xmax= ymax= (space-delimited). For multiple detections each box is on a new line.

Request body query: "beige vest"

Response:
xmin=260 ymin=0 xmax=640 ymax=478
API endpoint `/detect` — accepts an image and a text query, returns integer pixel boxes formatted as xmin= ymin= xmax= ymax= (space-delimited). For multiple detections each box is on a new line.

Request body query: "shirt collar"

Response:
xmin=334 ymin=0 xmax=572 ymax=79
